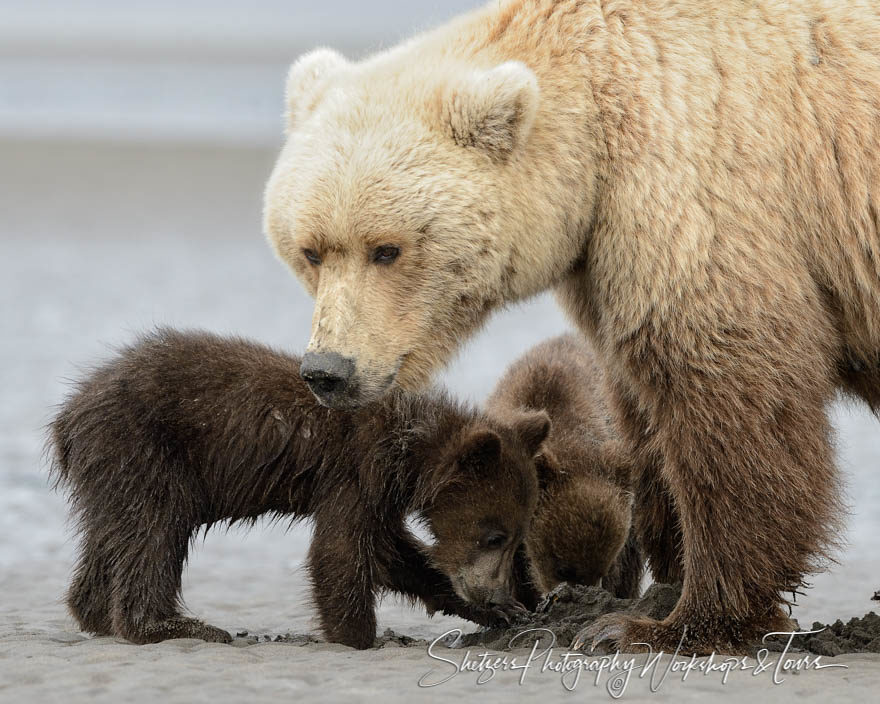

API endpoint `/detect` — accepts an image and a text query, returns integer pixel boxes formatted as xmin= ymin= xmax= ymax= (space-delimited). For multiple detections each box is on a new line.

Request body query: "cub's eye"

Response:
xmin=372 ymin=245 xmax=400 ymax=264
xmin=303 ymin=249 xmax=322 ymax=266
xmin=481 ymin=531 xmax=508 ymax=550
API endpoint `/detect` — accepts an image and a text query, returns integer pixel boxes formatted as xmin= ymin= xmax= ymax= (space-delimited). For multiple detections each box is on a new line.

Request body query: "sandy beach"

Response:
xmin=2 ymin=554 xmax=879 ymax=703
xmin=2 ymin=140 xmax=879 ymax=702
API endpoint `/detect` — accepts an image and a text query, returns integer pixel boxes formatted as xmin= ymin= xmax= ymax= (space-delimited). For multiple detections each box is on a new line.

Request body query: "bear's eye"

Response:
xmin=481 ymin=531 xmax=507 ymax=550
xmin=303 ymin=249 xmax=322 ymax=266
xmin=372 ymin=245 xmax=400 ymax=264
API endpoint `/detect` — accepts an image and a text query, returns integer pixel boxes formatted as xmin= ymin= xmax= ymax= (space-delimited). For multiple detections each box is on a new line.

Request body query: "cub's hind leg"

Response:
xmin=67 ymin=530 xmax=114 ymax=636
xmin=106 ymin=491 xmax=231 ymax=644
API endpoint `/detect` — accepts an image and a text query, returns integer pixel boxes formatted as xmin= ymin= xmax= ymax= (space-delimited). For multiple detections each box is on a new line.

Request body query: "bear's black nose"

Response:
xmin=300 ymin=352 xmax=356 ymax=405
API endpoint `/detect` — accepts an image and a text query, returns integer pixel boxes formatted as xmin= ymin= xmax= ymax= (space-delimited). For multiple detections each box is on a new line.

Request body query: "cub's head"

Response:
xmin=263 ymin=48 xmax=543 ymax=408
xmin=526 ymin=454 xmax=633 ymax=593
xmin=417 ymin=410 xmax=550 ymax=609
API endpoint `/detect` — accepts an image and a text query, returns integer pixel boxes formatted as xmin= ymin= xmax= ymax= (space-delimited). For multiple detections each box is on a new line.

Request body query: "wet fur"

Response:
xmin=486 ymin=334 xmax=644 ymax=598
xmin=48 ymin=328 xmax=544 ymax=648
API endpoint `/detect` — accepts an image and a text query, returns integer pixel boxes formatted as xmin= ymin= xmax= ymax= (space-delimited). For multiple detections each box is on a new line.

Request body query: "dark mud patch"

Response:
xmin=762 ymin=612 xmax=880 ymax=656
xmin=457 ymin=583 xmax=880 ymax=657
xmin=232 ymin=583 xmax=880 ymax=656
xmin=456 ymin=582 xmax=680 ymax=651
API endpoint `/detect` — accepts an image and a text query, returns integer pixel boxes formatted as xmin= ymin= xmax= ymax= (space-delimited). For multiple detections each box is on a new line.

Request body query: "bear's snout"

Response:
xmin=300 ymin=351 xmax=356 ymax=407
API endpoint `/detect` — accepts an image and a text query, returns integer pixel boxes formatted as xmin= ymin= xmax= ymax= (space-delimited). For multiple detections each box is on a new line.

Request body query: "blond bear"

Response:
xmin=264 ymin=0 xmax=880 ymax=653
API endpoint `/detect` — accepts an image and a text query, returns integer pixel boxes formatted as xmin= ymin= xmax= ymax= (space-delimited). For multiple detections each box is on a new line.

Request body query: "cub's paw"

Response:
xmin=445 ymin=596 xmax=529 ymax=628
xmin=137 ymin=617 xmax=233 ymax=644
xmin=489 ymin=599 xmax=530 ymax=625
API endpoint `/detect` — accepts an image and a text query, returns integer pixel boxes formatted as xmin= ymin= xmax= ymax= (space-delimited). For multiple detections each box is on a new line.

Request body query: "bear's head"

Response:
xmin=417 ymin=409 xmax=550 ymax=609
xmin=526 ymin=451 xmax=633 ymax=593
xmin=264 ymin=48 xmax=553 ymax=409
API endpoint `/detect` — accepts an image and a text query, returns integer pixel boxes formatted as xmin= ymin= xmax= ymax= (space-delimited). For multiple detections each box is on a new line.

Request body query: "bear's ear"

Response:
xmin=285 ymin=48 xmax=348 ymax=132
xmin=441 ymin=61 xmax=539 ymax=161
xmin=534 ymin=448 xmax=562 ymax=491
xmin=457 ymin=428 xmax=503 ymax=471
xmin=511 ymin=409 xmax=551 ymax=457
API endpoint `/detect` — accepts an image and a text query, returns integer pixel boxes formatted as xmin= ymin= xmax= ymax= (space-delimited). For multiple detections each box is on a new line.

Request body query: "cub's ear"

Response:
xmin=534 ymin=449 xmax=562 ymax=491
xmin=285 ymin=48 xmax=348 ymax=131
xmin=512 ymin=409 xmax=551 ymax=456
xmin=441 ymin=61 xmax=539 ymax=161
xmin=458 ymin=429 xmax=503 ymax=471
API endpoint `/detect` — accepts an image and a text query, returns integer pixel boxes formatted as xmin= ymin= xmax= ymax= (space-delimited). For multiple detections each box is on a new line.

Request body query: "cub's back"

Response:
xmin=486 ymin=333 xmax=623 ymax=483
xmin=49 ymin=328 xmax=318 ymax=491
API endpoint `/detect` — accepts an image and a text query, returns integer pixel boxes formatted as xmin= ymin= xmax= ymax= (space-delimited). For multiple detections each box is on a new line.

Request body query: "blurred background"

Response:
xmin=1 ymin=1 xmax=876 ymax=637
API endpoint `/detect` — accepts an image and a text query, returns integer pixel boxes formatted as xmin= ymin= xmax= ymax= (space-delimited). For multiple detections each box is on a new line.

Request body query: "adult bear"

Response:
xmin=263 ymin=0 xmax=880 ymax=653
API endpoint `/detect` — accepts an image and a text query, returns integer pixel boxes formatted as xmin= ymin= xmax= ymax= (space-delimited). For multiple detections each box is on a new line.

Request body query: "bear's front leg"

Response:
xmin=575 ymin=282 xmax=841 ymax=654
xmin=607 ymin=381 xmax=684 ymax=584
xmin=308 ymin=511 xmax=378 ymax=649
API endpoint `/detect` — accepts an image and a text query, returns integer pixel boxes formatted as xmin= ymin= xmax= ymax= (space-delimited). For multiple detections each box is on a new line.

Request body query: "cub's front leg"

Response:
xmin=380 ymin=529 xmax=527 ymax=627
xmin=307 ymin=510 xmax=379 ymax=649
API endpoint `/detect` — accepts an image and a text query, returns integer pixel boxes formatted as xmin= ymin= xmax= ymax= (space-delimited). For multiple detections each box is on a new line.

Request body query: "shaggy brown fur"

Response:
xmin=264 ymin=0 xmax=878 ymax=653
xmin=48 ymin=328 xmax=550 ymax=648
xmin=486 ymin=334 xmax=643 ymax=599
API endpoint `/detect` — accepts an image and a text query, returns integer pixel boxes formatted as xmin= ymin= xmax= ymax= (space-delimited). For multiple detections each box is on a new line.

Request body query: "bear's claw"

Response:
xmin=571 ymin=613 xmax=628 ymax=652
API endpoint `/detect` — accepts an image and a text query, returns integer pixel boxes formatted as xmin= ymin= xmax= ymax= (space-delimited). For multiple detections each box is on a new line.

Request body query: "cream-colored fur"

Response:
xmin=264 ymin=0 xmax=880 ymax=652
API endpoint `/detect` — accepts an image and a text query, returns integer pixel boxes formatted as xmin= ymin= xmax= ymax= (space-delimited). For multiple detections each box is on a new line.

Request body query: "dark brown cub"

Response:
xmin=49 ymin=328 xmax=550 ymax=648
xmin=486 ymin=333 xmax=644 ymax=599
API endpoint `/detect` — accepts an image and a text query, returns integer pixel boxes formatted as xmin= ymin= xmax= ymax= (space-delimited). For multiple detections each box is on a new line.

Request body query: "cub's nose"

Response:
xmin=486 ymin=586 xmax=513 ymax=606
xmin=300 ymin=351 xmax=356 ymax=405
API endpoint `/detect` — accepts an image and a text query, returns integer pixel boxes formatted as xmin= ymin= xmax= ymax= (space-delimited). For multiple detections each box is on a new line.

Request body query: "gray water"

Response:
xmin=1 ymin=139 xmax=877 ymax=629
